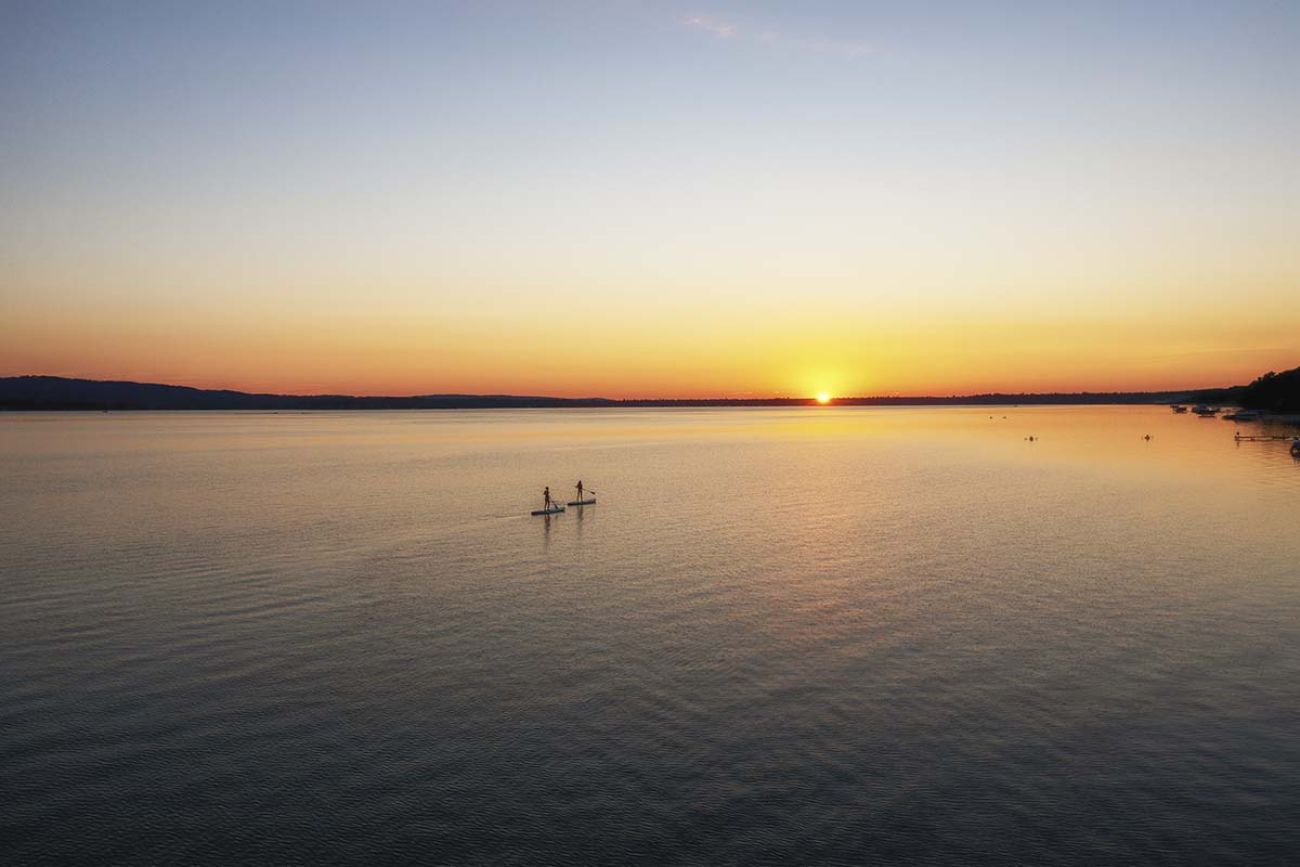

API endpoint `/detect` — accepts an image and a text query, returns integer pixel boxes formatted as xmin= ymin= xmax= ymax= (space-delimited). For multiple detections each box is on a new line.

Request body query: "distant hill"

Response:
xmin=1193 ymin=366 xmax=1300 ymax=413
xmin=0 ymin=375 xmax=1205 ymax=411
xmin=0 ymin=377 xmax=619 ymax=410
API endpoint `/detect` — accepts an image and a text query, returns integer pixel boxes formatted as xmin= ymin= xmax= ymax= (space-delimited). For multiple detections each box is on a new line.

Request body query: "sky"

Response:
xmin=2 ymin=0 xmax=1298 ymax=397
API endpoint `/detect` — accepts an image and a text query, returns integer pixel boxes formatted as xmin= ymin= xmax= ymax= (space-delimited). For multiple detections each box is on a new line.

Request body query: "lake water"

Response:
xmin=2 ymin=407 xmax=1298 ymax=865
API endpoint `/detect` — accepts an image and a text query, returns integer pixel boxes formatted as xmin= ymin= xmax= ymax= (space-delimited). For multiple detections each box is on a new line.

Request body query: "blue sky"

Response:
xmin=3 ymin=1 xmax=1298 ymax=395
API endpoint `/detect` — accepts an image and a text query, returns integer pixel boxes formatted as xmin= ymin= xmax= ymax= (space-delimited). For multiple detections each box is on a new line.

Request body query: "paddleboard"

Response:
xmin=531 ymin=506 xmax=565 ymax=516
xmin=566 ymin=498 xmax=596 ymax=506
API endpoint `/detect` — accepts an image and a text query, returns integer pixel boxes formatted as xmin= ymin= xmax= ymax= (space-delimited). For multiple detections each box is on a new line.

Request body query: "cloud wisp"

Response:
xmin=684 ymin=14 xmax=736 ymax=38
xmin=682 ymin=12 xmax=872 ymax=58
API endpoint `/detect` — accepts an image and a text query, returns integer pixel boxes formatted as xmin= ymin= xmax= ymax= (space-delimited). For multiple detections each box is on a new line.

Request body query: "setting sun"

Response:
xmin=816 ymin=393 xmax=832 ymax=404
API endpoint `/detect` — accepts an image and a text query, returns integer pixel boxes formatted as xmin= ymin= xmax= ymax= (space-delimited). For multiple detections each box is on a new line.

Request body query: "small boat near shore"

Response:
xmin=1222 ymin=410 xmax=1262 ymax=421
xmin=1170 ymin=404 xmax=1188 ymax=413
xmin=1191 ymin=405 xmax=1218 ymax=416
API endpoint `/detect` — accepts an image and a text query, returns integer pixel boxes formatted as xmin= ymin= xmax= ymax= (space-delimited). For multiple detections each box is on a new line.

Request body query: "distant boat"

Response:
xmin=1191 ymin=405 xmax=1218 ymax=416
xmin=1170 ymin=404 xmax=1188 ymax=413
xmin=1222 ymin=410 xmax=1261 ymax=421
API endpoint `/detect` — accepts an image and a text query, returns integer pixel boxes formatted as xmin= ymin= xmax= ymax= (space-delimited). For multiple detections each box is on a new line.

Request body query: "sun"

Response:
xmin=816 ymin=392 xmax=832 ymax=404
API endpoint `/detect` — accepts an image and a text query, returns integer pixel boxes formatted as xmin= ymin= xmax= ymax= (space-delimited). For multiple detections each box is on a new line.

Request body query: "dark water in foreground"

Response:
xmin=2 ymin=407 xmax=1298 ymax=865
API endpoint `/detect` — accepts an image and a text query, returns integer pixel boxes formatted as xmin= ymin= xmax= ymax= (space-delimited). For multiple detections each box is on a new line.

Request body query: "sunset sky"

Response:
xmin=3 ymin=1 xmax=1298 ymax=397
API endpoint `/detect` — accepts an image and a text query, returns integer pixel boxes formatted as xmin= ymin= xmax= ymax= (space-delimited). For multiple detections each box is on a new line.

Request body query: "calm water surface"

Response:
xmin=2 ymin=407 xmax=1298 ymax=865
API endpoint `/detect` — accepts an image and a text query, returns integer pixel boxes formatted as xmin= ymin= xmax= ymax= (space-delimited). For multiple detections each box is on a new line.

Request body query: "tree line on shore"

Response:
xmin=1192 ymin=366 xmax=1300 ymax=413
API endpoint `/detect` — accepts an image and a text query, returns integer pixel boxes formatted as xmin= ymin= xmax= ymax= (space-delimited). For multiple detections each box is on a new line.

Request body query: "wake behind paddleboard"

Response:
xmin=531 ymin=506 xmax=565 ymax=516
xmin=566 ymin=499 xmax=596 ymax=506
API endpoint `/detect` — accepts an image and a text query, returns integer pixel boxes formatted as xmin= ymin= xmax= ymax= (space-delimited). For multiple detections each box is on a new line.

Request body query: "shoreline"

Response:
xmin=3 ymin=374 xmax=1296 ymax=415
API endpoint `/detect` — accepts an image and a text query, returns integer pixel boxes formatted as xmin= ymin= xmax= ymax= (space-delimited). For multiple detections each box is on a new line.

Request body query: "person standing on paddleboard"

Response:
xmin=543 ymin=486 xmax=552 ymax=510
xmin=575 ymin=480 xmax=583 ymax=502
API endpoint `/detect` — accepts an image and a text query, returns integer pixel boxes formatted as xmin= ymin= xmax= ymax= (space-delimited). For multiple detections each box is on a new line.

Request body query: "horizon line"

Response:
xmin=1 ymin=373 xmax=1235 ymax=404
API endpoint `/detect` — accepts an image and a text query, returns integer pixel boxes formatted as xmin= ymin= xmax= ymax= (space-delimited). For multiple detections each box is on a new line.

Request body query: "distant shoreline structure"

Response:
xmin=0 ymin=374 xmax=1246 ymax=412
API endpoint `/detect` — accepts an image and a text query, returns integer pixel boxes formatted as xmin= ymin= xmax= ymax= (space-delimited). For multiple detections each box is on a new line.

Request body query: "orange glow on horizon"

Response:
xmin=3 ymin=295 xmax=1297 ymax=399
